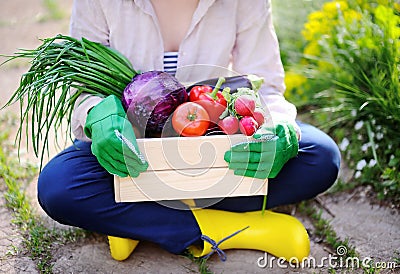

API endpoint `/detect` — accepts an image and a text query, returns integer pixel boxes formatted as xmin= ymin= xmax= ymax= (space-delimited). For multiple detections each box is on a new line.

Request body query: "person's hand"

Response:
xmin=224 ymin=123 xmax=299 ymax=179
xmin=84 ymin=95 xmax=148 ymax=177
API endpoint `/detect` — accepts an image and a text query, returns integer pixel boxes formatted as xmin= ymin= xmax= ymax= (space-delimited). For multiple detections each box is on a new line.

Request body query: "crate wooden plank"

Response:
xmin=136 ymin=134 xmax=252 ymax=171
xmin=115 ymin=168 xmax=267 ymax=202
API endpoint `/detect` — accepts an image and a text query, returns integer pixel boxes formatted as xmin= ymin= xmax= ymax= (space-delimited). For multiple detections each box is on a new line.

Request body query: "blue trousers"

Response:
xmin=37 ymin=122 xmax=340 ymax=254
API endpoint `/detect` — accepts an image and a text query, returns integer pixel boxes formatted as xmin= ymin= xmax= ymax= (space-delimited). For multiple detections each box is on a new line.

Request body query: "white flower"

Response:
xmin=351 ymin=109 xmax=357 ymax=117
xmin=355 ymin=171 xmax=362 ymax=179
xmin=356 ymin=159 xmax=367 ymax=170
xmin=376 ymin=132 xmax=384 ymax=140
xmin=354 ymin=121 xmax=364 ymax=130
xmin=339 ymin=138 xmax=350 ymax=151
xmin=361 ymin=143 xmax=370 ymax=151
xmin=368 ymin=159 xmax=377 ymax=167
xmin=390 ymin=155 xmax=395 ymax=160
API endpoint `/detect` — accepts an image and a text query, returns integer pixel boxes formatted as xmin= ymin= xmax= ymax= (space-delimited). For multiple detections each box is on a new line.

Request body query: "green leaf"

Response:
xmin=1 ymin=35 xmax=138 ymax=168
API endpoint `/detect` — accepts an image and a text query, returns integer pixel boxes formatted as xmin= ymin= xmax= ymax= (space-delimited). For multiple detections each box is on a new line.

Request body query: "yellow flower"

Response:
xmin=302 ymin=1 xmax=354 ymax=42
xmin=323 ymin=1 xmax=348 ymax=14
xmin=284 ymin=72 xmax=307 ymax=94
xmin=302 ymin=18 xmax=333 ymax=42
xmin=308 ymin=11 xmax=325 ymax=22
xmin=343 ymin=10 xmax=362 ymax=23
xmin=303 ymin=41 xmax=321 ymax=57
xmin=395 ymin=3 xmax=400 ymax=13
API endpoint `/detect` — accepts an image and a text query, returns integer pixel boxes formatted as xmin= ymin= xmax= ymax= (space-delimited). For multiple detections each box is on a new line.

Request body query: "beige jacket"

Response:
xmin=70 ymin=0 xmax=300 ymax=141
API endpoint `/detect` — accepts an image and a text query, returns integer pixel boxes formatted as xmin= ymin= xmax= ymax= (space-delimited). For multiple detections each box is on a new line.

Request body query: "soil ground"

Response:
xmin=0 ymin=1 xmax=399 ymax=273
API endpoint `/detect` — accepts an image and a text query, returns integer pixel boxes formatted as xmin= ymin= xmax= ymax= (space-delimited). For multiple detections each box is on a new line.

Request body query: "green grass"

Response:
xmin=298 ymin=201 xmax=357 ymax=258
xmin=297 ymin=200 xmax=390 ymax=273
xmin=37 ymin=0 xmax=66 ymax=22
xmin=183 ymin=252 xmax=213 ymax=274
xmin=0 ymin=20 xmax=14 ymax=27
xmin=0 ymin=114 xmax=88 ymax=273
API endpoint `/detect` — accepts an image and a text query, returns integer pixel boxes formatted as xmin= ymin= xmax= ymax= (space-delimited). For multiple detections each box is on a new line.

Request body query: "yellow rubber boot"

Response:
xmin=108 ymin=236 xmax=139 ymax=261
xmin=189 ymin=209 xmax=310 ymax=262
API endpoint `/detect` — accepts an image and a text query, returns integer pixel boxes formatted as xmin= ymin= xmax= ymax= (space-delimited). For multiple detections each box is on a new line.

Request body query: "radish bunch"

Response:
xmin=218 ymin=88 xmax=266 ymax=136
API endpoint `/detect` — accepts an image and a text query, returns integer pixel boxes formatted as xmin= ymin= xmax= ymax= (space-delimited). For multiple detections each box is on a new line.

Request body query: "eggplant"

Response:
xmin=186 ymin=75 xmax=264 ymax=94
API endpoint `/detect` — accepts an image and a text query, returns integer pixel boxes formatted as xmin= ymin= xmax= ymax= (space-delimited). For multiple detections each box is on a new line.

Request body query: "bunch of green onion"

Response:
xmin=1 ymin=34 xmax=138 ymax=165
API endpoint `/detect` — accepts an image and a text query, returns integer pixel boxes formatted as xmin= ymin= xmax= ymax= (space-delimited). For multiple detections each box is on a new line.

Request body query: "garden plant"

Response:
xmin=284 ymin=0 xmax=400 ymax=205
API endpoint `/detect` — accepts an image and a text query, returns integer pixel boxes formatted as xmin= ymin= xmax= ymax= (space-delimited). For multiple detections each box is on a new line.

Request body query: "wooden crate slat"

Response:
xmin=115 ymin=168 xmax=267 ymax=202
xmin=136 ymin=134 xmax=252 ymax=171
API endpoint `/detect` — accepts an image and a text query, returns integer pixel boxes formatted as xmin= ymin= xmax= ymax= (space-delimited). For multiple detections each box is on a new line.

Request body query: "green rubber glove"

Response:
xmin=84 ymin=95 xmax=148 ymax=177
xmin=224 ymin=123 xmax=299 ymax=179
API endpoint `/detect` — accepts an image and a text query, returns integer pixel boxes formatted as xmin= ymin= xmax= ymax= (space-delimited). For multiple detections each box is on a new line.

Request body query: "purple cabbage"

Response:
xmin=122 ymin=71 xmax=187 ymax=137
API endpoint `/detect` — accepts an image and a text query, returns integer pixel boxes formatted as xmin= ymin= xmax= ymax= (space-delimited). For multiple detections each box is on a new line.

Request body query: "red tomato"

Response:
xmin=172 ymin=102 xmax=210 ymax=137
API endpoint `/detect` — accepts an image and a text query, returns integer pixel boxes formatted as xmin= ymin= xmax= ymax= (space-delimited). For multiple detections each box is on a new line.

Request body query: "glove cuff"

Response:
xmin=84 ymin=95 xmax=126 ymax=138
xmin=286 ymin=123 xmax=299 ymax=159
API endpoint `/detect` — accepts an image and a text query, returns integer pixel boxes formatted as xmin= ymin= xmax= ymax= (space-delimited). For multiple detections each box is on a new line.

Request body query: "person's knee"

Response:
xmin=37 ymin=164 xmax=74 ymax=224
xmin=313 ymin=136 xmax=341 ymax=189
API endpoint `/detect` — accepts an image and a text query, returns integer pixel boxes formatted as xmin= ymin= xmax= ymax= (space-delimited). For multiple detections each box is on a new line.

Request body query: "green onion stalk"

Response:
xmin=1 ymin=34 xmax=138 ymax=167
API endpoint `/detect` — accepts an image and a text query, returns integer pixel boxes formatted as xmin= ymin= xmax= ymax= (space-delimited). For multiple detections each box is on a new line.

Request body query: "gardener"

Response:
xmin=37 ymin=0 xmax=341 ymax=262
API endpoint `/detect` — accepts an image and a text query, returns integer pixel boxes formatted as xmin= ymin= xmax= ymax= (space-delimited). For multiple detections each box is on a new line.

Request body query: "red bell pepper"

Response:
xmin=189 ymin=77 xmax=227 ymax=123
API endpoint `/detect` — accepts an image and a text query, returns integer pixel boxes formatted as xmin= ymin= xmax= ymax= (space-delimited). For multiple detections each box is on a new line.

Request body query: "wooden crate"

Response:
xmin=114 ymin=134 xmax=268 ymax=202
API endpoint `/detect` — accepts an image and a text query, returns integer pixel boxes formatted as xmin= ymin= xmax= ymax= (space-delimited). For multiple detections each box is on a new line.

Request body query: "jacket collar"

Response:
xmin=188 ymin=0 xmax=217 ymax=35
xmin=133 ymin=0 xmax=154 ymax=15
xmin=133 ymin=0 xmax=217 ymax=36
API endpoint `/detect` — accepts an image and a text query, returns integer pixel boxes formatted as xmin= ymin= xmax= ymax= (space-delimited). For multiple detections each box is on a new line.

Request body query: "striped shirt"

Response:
xmin=163 ymin=51 xmax=178 ymax=76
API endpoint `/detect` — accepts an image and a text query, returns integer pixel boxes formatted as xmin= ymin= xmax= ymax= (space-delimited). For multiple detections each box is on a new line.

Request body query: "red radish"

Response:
xmin=252 ymin=108 xmax=265 ymax=126
xmin=234 ymin=95 xmax=256 ymax=116
xmin=218 ymin=116 xmax=239 ymax=135
xmin=239 ymin=116 xmax=259 ymax=136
